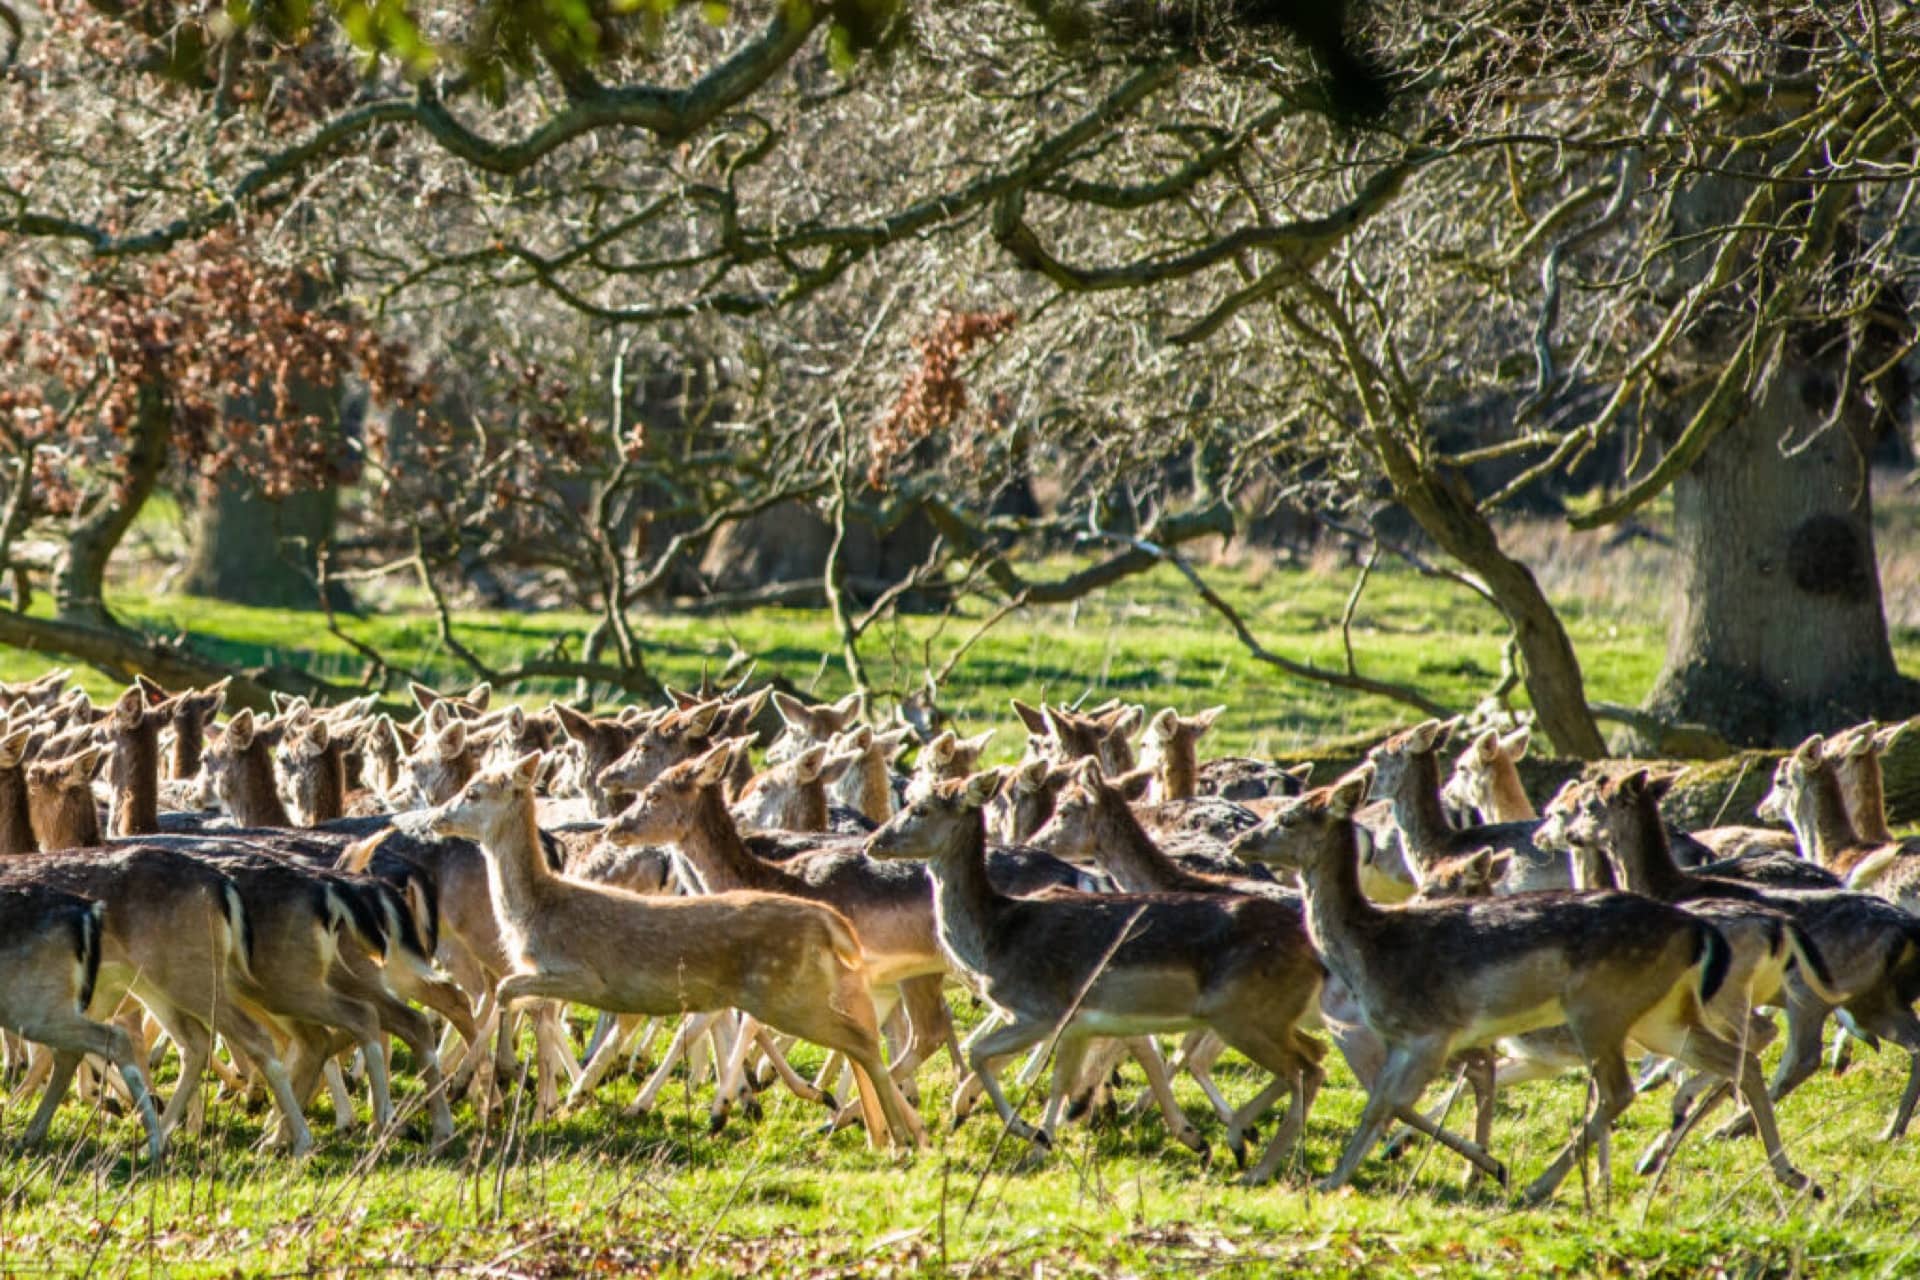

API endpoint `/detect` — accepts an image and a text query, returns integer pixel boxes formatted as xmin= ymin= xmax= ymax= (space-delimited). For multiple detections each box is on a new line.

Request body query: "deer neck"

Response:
xmin=231 ymin=744 xmax=291 ymax=827
xmin=1383 ymin=754 xmax=1453 ymax=861
xmin=1610 ymin=793 xmax=1688 ymax=899
xmin=1296 ymin=823 xmax=1383 ymax=972
xmin=31 ymin=783 xmax=99 ymax=852
xmin=169 ymin=714 xmax=205 ymax=780
xmin=922 ymin=814 xmax=1003 ymax=977
xmin=109 ymin=723 xmax=161 ymax=837
xmin=1797 ymin=766 xmax=1866 ymax=869
xmin=836 ymin=756 xmax=894 ymax=823
xmin=0 ymin=766 xmax=34 ymax=853
xmin=1091 ymin=800 xmax=1190 ymax=893
xmin=1485 ymin=759 xmax=1536 ymax=821
xmin=477 ymin=795 xmax=556 ymax=924
xmin=1155 ymin=742 xmax=1197 ymax=802
xmin=679 ymin=787 xmax=783 ymax=894
xmin=294 ymin=748 xmax=347 ymax=825
xmin=1844 ymin=756 xmax=1895 ymax=844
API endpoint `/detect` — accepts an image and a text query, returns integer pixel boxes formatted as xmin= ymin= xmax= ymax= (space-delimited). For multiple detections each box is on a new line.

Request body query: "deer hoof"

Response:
xmin=708 ymin=1110 xmax=730 ymax=1136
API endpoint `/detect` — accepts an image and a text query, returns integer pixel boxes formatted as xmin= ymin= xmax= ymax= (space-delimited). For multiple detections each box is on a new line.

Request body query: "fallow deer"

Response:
xmin=0 ymin=883 xmax=165 ymax=1161
xmin=1551 ymin=767 xmax=1920 ymax=1143
xmin=0 ymin=846 xmax=315 ymax=1155
xmin=420 ymin=753 xmax=922 ymax=1149
xmin=205 ymin=710 xmax=293 ymax=828
xmin=1232 ymin=770 xmax=1816 ymax=1203
xmin=1367 ymin=720 xmax=1566 ymax=894
xmin=866 ymin=771 xmax=1334 ymax=1184
xmin=1763 ymin=736 xmax=1920 ymax=911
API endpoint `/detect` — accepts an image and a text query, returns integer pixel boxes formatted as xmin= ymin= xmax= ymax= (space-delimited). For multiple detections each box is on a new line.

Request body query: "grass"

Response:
xmin=2 ymin=551 xmax=1919 ymax=1275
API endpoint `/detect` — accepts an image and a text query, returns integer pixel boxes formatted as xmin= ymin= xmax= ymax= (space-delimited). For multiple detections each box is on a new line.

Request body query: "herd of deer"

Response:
xmin=2 ymin=665 xmax=1919 ymax=1205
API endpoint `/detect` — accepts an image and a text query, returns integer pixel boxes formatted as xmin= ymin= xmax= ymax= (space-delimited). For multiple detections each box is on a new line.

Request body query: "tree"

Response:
xmin=5 ymin=0 xmax=1918 ymax=750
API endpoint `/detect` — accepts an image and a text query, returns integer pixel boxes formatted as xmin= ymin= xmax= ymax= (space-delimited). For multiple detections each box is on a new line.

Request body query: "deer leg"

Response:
xmin=1523 ymin=1046 xmax=1635 ymax=1207
xmin=962 ymin=1017 xmax=1054 ymax=1144
xmin=1322 ymin=1038 xmax=1446 ymax=1192
xmin=630 ymin=1013 xmax=716 ymax=1116
xmin=1123 ymin=1037 xmax=1209 ymax=1157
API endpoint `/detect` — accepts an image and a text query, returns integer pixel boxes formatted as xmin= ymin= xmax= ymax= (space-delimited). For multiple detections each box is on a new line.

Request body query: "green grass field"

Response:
xmin=4 ymin=558 xmax=1920 ymax=1277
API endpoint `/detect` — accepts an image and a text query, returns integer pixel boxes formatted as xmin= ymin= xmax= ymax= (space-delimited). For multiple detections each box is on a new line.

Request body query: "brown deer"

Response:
xmin=278 ymin=717 xmax=348 ymax=827
xmin=205 ymin=710 xmax=293 ymax=828
xmin=1139 ymin=706 xmax=1225 ymax=802
xmin=421 ymin=752 xmax=922 ymax=1149
xmin=0 ymin=726 xmax=36 ymax=854
xmin=0 ymin=846 xmax=315 ymax=1155
xmin=730 ymin=743 xmax=858 ymax=833
xmin=1367 ymin=720 xmax=1567 ymax=894
xmin=1829 ymin=720 xmax=1912 ymax=845
xmin=27 ymin=746 xmax=104 ymax=852
xmin=1762 ymin=736 xmax=1920 ymax=910
xmin=136 ymin=674 xmax=228 ymax=782
xmin=866 ymin=771 xmax=1333 ymax=1184
xmin=0 ymin=883 xmax=165 ymax=1160
xmin=608 ymin=742 xmax=952 ymax=1130
xmin=1232 ymin=770 xmax=1816 ymax=1202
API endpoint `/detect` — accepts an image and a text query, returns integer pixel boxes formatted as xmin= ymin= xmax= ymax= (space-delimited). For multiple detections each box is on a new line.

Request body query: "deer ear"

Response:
xmin=927 ymin=731 xmax=957 ymax=762
xmin=410 ymin=682 xmax=441 ymax=712
xmin=1622 ymin=767 xmax=1650 ymax=794
xmin=112 ymin=685 xmax=144 ymax=728
xmin=1328 ymin=766 xmax=1373 ymax=817
xmin=1146 ymin=708 xmax=1179 ymax=740
xmin=307 ymin=719 xmax=331 ymax=752
xmin=1794 ymin=733 xmax=1826 ymax=765
xmin=818 ymin=750 xmax=859 ymax=786
xmin=438 ymin=721 xmax=468 ymax=758
xmin=1407 ymin=720 xmax=1441 ymax=753
xmin=1466 ymin=848 xmax=1493 ymax=877
xmin=962 ymin=730 xmax=995 ymax=755
xmin=1010 ymin=700 xmax=1049 ymax=735
xmin=793 ymin=744 xmax=829 ymax=784
xmin=1042 ymin=706 xmax=1076 ymax=745
xmin=961 ymin=768 xmax=1005 ymax=808
xmin=1433 ymin=716 xmax=1463 ymax=752
xmin=1474 ymin=728 xmax=1501 ymax=762
xmin=691 ymin=741 xmax=734 ymax=789
xmin=1191 ymin=705 xmax=1226 ymax=735
xmin=552 ymin=704 xmax=594 ymax=742
xmin=1488 ymin=850 xmax=1513 ymax=878
xmin=1015 ymin=757 xmax=1050 ymax=790
xmin=683 ymin=700 xmax=724 ymax=738
xmin=466 ymin=682 xmax=493 ymax=712
xmin=1071 ymin=757 xmax=1103 ymax=789
xmin=831 ymin=691 xmax=865 ymax=721
xmin=0 ymin=728 xmax=28 ymax=768
xmin=1109 ymin=705 xmax=1144 ymax=739
xmin=1285 ymin=762 xmax=1315 ymax=784
xmin=771 ymin=692 xmax=810 ymax=731
xmin=1501 ymin=726 xmax=1532 ymax=761
xmin=1113 ymin=766 xmax=1155 ymax=802
xmin=229 ymin=708 xmax=257 ymax=750
xmin=1877 ymin=721 xmax=1913 ymax=753
xmin=1645 ymin=771 xmax=1680 ymax=802
xmin=509 ymin=751 xmax=543 ymax=790
xmin=502 ymin=705 xmax=526 ymax=736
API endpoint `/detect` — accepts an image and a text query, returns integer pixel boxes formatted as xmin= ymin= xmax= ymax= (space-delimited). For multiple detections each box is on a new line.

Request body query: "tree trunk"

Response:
xmin=177 ymin=470 xmax=347 ymax=610
xmin=1372 ymin=432 xmax=1609 ymax=759
xmin=54 ymin=376 xmax=170 ymax=627
xmin=1642 ymin=371 xmax=1920 ymax=746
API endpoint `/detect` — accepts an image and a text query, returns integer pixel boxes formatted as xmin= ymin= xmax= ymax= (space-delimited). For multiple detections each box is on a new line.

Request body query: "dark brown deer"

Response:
xmin=1232 ymin=770 xmax=1816 ymax=1203
xmin=866 ymin=770 xmax=1333 ymax=1184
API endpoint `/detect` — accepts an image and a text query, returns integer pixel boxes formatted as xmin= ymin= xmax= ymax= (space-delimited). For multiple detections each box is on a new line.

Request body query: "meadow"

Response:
xmin=4 ymin=533 xmax=1920 ymax=1277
